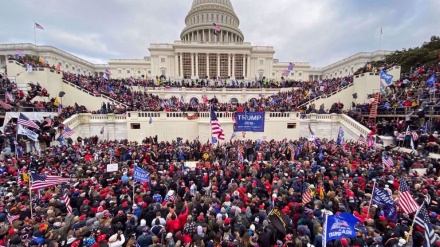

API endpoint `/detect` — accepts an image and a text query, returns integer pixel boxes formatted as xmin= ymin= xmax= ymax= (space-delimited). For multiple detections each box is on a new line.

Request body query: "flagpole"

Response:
xmin=33 ymin=22 xmax=36 ymax=46
xmin=407 ymin=202 xmax=423 ymax=243
xmin=28 ymin=172 xmax=33 ymax=219
xmin=132 ymin=166 xmax=136 ymax=204
xmin=379 ymin=27 xmax=382 ymax=51
xmin=210 ymin=105 xmax=213 ymax=143
xmin=367 ymin=181 xmax=376 ymax=218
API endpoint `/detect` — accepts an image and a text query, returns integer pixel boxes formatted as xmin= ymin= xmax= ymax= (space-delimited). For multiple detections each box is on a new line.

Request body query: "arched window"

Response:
xmin=189 ymin=97 xmax=199 ymax=105
xmin=230 ymin=98 xmax=239 ymax=104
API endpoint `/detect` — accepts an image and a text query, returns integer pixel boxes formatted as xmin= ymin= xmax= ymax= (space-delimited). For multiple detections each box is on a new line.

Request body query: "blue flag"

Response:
xmin=426 ymin=74 xmax=436 ymax=86
xmin=372 ymin=186 xmax=395 ymax=207
xmin=336 ymin=127 xmax=344 ymax=145
xmin=318 ymin=147 xmax=324 ymax=160
xmin=383 ymin=204 xmax=398 ymax=222
xmin=57 ymin=135 xmax=66 ymax=146
xmin=133 ymin=165 xmax=149 ymax=183
xmin=212 ymin=136 xmax=218 ymax=143
xmin=230 ymin=133 xmax=236 ymax=141
xmin=16 ymin=145 xmax=23 ymax=158
xmin=380 ymin=70 xmax=393 ymax=85
xmin=323 ymin=213 xmax=361 ymax=245
xmin=314 ymin=138 xmax=321 ymax=147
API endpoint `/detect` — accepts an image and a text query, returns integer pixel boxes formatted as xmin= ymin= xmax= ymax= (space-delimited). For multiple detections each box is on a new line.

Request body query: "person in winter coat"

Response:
xmin=371 ymin=236 xmax=384 ymax=247
xmin=165 ymin=233 xmax=175 ymax=247
xmin=107 ymin=231 xmax=125 ymax=247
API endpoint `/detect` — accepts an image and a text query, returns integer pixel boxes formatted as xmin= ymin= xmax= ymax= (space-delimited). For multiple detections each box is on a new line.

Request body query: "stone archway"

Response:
xmin=189 ymin=97 xmax=199 ymax=105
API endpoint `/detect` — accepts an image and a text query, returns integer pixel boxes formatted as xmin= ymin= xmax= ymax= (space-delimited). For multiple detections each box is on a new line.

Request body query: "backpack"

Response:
xmin=295 ymin=236 xmax=310 ymax=247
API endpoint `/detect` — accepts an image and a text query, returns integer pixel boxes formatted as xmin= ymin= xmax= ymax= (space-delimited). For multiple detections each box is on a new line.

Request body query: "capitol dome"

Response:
xmin=181 ymin=0 xmax=244 ymax=43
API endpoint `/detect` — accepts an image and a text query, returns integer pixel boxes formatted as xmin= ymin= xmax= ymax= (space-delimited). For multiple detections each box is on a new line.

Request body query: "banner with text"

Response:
xmin=233 ymin=112 xmax=265 ymax=132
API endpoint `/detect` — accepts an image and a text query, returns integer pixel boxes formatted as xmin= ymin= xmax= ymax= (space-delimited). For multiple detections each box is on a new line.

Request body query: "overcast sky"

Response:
xmin=1 ymin=0 xmax=439 ymax=67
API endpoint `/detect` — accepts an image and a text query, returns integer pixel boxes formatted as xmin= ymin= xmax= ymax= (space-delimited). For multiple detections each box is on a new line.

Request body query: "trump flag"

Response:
xmin=323 ymin=213 xmax=361 ymax=246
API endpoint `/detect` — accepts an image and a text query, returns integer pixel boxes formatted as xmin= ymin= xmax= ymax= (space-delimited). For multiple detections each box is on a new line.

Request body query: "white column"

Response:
xmin=179 ymin=54 xmax=183 ymax=78
xmin=227 ymin=54 xmax=231 ymax=77
xmin=231 ymin=54 xmax=235 ymax=79
xmin=246 ymin=55 xmax=251 ymax=79
xmin=195 ymin=53 xmax=199 ymax=78
xmin=217 ymin=54 xmax=220 ymax=77
xmin=242 ymin=55 xmax=246 ymax=78
xmin=206 ymin=54 xmax=209 ymax=78
xmin=174 ymin=55 xmax=178 ymax=78
xmin=202 ymin=30 xmax=205 ymax=42
xmin=190 ymin=53 xmax=194 ymax=78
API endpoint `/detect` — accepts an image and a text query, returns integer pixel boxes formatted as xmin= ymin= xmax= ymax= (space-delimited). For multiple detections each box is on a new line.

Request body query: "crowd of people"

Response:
xmin=341 ymin=61 xmax=440 ymax=153
xmin=0 ymin=55 xmax=440 ymax=247
xmin=62 ymin=72 xmax=352 ymax=114
xmin=0 ymin=133 xmax=439 ymax=247
xmin=6 ymin=53 xmax=356 ymax=115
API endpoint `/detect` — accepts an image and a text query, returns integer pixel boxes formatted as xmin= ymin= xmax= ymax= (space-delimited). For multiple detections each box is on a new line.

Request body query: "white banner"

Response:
xmin=184 ymin=161 xmax=197 ymax=170
xmin=17 ymin=125 xmax=38 ymax=141
xmin=107 ymin=163 xmax=118 ymax=172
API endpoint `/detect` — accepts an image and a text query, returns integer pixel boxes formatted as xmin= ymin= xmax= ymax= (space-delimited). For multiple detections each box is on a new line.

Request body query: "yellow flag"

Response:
xmin=23 ymin=173 xmax=29 ymax=182
xmin=319 ymin=186 xmax=325 ymax=200
xmin=54 ymin=97 xmax=59 ymax=106
xmin=39 ymin=56 xmax=45 ymax=64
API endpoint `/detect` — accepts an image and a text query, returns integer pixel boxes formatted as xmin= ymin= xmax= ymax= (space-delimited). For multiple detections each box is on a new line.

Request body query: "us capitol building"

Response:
xmin=0 ymin=0 xmax=391 ymax=81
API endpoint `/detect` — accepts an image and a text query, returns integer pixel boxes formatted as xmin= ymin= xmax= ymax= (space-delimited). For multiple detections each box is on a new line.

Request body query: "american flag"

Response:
xmin=398 ymin=178 xmax=419 ymax=214
xmin=414 ymin=203 xmax=436 ymax=247
xmin=411 ymin=131 xmax=419 ymax=141
xmin=302 ymin=185 xmax=312 ymax=205
xmin=17 ymin=172 xmax=22 ymax=185
xmin=30 ymin=173 xmax=70 ymax=189
xmin=17 ymin=113 xmax=40 ymax=129
xmin=212 ymin=23 xmax=221 ymax=32
xmin=396 ymin=132 xmax=405 ymax=141
xmin=61 ymin=126 xmax=75 ymax=136
xmin=288 ymin=142 xmax=295 ymax=161
xmin=210 ymin=107 xmax=225 ymax=140
xmin=35 ymin=22 xmax=44 ymax=30
xmin=164 ymin=194 xmax=175 ymax=203
xmin=0 ymin=100 xmax=13 ymax=110
xmin=358 ymin=134 xmax=366 ymax=144
xmin=62 ymin=193 xmax=73 ymax=214
xmin=7 ymin=214 xmax=19 ymax=223
xmin=57 ymin=105 xmax=63 ymax=115
xmin=382 ymin=153 xmax=394 ymax=168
